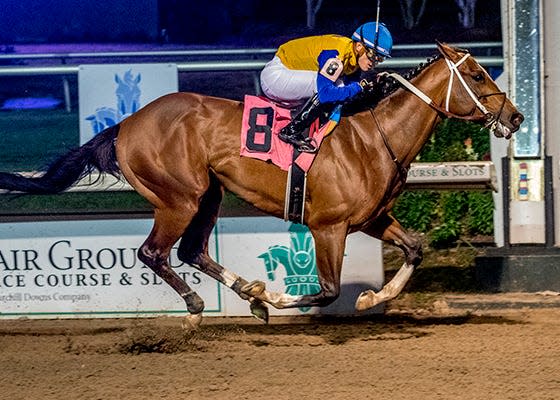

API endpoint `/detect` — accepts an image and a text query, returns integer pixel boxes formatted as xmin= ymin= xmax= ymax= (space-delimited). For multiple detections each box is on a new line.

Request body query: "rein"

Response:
xmin=377 ymin=53 xmax=506 ymax=127
xmin=370 ymin=109 xmax=409 ymax=181
xmin=379 ymin=70 xmax=485 ymax=122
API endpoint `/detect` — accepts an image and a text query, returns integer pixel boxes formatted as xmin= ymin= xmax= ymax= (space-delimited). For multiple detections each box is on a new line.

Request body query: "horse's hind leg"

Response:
xmin=355 ymin=212 xmax=422 ymax=311
xmin=176 ymin=174 xmax=270 ymax=322
xmin=138 ymin=208 xmax=205 ymax=329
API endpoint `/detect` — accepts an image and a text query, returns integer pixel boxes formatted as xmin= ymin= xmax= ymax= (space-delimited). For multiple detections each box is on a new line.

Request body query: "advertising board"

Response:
xmin=78 ymin=63 xmax=178 ymax=144
xmin=0 ymin=217 xmax=383 ymax=318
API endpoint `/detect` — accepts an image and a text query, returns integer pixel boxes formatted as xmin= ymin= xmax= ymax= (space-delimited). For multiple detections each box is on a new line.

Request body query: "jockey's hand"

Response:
xmin=359 ymin=78 xmax=377 ymax=92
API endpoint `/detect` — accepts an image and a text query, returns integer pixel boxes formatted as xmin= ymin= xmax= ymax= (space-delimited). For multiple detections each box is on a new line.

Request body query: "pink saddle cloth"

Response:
xmin=240 ymin=95 xmax=331 ymax=172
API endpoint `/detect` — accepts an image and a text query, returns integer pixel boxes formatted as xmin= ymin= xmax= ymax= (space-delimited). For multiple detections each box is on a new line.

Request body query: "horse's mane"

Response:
xmin=342 ymin=53 xmax=444 ymax=116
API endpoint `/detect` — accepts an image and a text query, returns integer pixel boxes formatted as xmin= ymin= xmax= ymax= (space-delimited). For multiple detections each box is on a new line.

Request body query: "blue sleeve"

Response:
xmin=317 ymin=76 xmax=362 ymax=103
xmin=316 ymin=49 xmax=362 ymax=103
xmin=318 ymin=49 xmax=339 ymax=68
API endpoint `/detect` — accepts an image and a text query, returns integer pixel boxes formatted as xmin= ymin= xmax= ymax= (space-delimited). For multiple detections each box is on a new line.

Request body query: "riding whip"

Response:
xmin=374 ymin=0 xmax=381 ymax=49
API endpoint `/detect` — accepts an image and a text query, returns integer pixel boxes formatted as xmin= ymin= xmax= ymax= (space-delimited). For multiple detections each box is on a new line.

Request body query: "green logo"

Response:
xmin=257 ymin=223 xmax=320 ymax=312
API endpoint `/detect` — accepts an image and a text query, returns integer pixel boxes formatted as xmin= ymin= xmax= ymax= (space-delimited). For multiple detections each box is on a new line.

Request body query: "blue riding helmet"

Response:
xmin=351 ymin=22 xmax=393 ymax=58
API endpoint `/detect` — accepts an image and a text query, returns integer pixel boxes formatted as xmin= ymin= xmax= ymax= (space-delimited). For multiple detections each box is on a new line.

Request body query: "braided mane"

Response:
xmin=343 ymin=53 xmax=443 ymax=115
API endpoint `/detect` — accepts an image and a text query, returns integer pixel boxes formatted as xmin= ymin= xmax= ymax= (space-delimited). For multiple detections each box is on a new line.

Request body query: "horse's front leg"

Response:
xmin=355 ymin=213 xmax=422 ymax=311
xmin=243 ymin=222 xmax=348 ymax=309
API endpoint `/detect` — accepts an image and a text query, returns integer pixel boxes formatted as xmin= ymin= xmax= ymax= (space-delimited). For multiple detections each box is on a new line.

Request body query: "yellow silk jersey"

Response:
xmin=276 ymin=35 xmax=359 ymax=76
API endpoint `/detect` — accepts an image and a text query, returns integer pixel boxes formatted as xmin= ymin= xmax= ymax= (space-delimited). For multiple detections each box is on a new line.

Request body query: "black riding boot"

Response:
xmin=278 ymin=95 xmax=323 ymax=153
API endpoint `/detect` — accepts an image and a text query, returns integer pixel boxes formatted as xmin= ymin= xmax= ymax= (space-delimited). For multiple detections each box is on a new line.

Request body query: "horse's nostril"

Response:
xmin=511 ymin=113 xmax=524 ymax=127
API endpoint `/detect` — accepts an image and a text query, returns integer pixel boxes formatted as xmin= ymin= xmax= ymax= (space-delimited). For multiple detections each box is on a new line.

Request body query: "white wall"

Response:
xmin=0 ymin=217 xmax=383 ymax=319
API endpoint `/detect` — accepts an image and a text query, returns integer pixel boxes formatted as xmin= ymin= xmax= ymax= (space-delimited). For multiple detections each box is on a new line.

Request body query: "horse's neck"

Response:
xmin=372 ymin=61 xmax=449 ymax=166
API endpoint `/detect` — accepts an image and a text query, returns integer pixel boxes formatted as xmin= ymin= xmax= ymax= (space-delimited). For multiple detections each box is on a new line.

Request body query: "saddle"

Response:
xmin=240 ymin=95 xmax=341 ymax=223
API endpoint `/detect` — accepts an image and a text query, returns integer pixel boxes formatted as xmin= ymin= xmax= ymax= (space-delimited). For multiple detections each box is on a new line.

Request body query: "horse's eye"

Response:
xmin=473 ymin=73 xmax=485 ymax=82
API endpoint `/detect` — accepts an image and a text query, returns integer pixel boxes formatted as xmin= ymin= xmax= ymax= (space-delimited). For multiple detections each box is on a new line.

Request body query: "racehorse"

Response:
xmin=0 ymin=43 xmax=523 ymax=328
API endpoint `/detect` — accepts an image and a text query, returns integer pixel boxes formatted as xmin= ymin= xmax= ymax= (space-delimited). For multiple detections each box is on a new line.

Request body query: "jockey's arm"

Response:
xmin=316 ymin=50 xmax=362 ymax=104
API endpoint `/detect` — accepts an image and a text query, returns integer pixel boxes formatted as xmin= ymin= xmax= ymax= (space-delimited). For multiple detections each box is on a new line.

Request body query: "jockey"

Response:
xmin=260 ymin=22 xmax=393 ymax=153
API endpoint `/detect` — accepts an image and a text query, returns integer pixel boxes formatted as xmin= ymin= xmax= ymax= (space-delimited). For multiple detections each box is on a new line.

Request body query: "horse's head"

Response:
xmin=436 ymin=42 xmax=524 ymax=139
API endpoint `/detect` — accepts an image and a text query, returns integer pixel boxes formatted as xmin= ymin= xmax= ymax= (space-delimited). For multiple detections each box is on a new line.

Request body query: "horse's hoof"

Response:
xmin=182 ymin=313 xmax=203 ymax=331
xmin=355 ymin=290 xmax=380 ymax=311
xmin=242 ymin=280 xmax=266 ymax=297
xmin=250 ymin=300 xmax=269 ymax=324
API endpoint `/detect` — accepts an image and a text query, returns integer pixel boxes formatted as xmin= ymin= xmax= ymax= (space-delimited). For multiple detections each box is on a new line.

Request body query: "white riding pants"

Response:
xmin=260 ymin=56 xmax=317 ymax=106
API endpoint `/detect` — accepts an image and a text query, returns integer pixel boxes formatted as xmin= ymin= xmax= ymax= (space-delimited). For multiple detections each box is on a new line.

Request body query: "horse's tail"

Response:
xmin=0 ymin=124 xmax=121 ymax=194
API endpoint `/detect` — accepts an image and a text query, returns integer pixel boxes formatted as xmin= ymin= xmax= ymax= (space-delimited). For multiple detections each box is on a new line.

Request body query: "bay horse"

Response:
xmin=0 ymin=43 xmax=523 ymax=328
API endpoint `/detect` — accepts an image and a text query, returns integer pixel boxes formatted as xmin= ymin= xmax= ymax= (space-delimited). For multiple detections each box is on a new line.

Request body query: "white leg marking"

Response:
xmin=182 ymin=313 xmax=203 ymax=331
xmin=259 ymin=291 xmax=305 ymax=309
xmin=356 ymin=262 xmax=415 ymax=311
xmin=191 ymin=262 xmax=240 ymax=288
xmin=220 ymin=269 xmax=240 ymax=288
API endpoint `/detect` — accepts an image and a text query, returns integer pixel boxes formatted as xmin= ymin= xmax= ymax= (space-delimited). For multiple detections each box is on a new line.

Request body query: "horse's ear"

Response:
xmin=436 ymin=41 xmax=450 ymax=55
xmin=436 ymin=41 xmax=459 ymax=61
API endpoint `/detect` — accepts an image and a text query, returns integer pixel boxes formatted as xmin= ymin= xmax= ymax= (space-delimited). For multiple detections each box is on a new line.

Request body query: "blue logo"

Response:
xmin=86 ymin=69 xmax=142 ymax=135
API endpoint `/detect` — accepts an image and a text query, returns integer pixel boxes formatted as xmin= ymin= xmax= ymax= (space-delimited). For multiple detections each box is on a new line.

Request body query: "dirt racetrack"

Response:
xmin=1 ymin=294 xmax=560 ymax=400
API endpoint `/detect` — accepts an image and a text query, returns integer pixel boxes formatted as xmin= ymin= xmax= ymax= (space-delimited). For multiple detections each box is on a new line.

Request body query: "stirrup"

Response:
xmin=295 ymin=139 xmax=318 ymax=153
xmin=290 ymin=136 xmax=317 ymax=153
xmin=278 ymin=132 xmax=317 ymax=153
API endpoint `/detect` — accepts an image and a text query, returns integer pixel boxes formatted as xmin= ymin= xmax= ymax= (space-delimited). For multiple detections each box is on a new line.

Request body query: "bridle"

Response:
xmin=443 ymin=53 xmax=506 ymax=132
xmin=377 ymin=51 xmax=507 ymax=132
xmin=370 ymin=50 xmax=507 ymax=184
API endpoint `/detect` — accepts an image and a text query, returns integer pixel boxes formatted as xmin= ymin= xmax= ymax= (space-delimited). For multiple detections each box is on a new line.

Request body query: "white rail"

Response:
xmin=0 ymin=57 xmax=504 ymax=76
xmin=0 ymin=42 xmax=502 ymax=63
xmin=2 ymin=162 xmax=495 ymax=194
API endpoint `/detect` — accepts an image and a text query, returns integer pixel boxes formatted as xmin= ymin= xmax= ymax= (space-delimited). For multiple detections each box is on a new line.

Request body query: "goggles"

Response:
xmin=364 ymin=47 xmax=385 ymax=63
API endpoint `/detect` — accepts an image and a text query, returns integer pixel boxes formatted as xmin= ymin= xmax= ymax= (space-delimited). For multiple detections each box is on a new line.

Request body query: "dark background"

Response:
xmin=0 ymin=0 xmax=502 ymax=46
